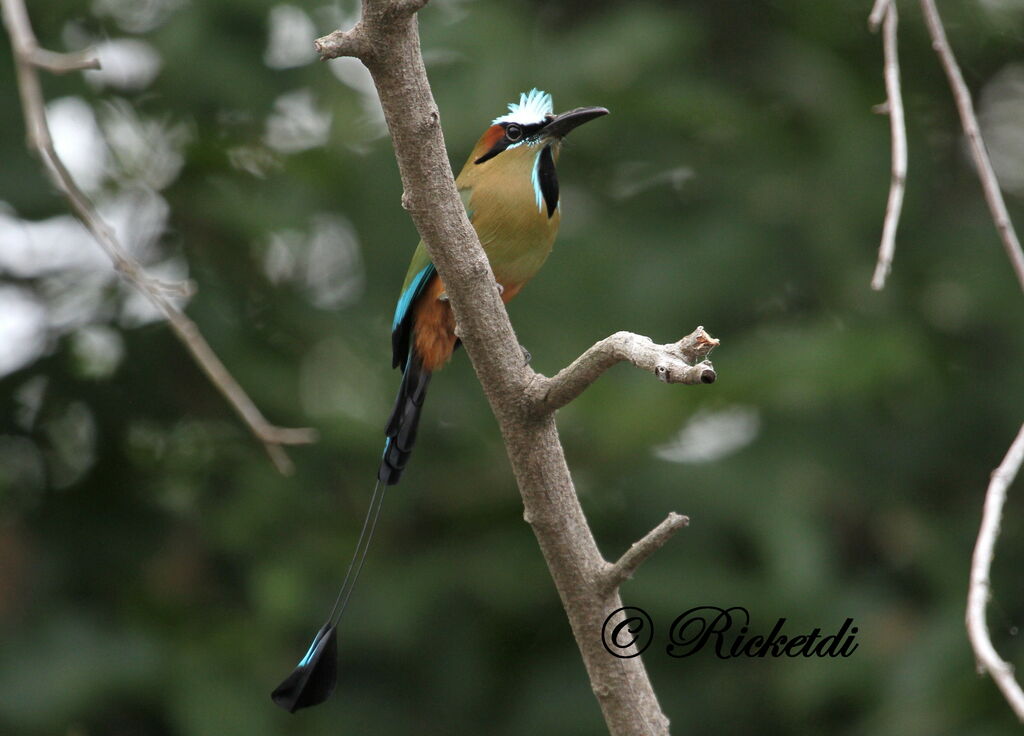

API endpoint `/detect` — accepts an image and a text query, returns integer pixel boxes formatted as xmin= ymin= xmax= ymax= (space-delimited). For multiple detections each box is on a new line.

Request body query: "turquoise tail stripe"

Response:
xmin=392 ymin=264 xmax=435 ymax=331
xmin=297 ymin=633 xmax=319 ymax=667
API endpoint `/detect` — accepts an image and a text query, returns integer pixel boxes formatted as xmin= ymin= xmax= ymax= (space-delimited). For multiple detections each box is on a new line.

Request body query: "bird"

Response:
xmin=272 ymin=89 xmax=607 ymax=713
xmin=380 ymin=88 xmax=608 ymax=485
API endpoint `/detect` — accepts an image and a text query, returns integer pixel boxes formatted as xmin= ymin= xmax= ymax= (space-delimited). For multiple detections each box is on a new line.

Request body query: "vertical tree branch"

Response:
xmin=919 ymin=0 xmax=1024 ymax=295
xmin=966 ymin=423 xmax=1024 ymax=722
xmin=2 ymin=0 xmax=316 ymax=474
xmin=314 ymin=1 xmax=720 ymax=732
xmin=870 ymin=1 xmax=906 ymax=291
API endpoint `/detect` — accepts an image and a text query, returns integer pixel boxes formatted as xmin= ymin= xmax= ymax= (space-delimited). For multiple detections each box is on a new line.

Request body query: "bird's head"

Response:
xmin=470 ymin=88 xmax=608 ymax=166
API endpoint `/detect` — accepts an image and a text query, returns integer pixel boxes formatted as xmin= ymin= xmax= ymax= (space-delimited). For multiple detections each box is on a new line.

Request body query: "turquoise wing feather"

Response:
xmin=389 ymin=188 xmax=474 ymax=368
xmin=390 ymin=252 xmax=434 ymax=369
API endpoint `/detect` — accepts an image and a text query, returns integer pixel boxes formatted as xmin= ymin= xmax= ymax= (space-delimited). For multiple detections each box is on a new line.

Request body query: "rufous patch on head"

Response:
xmin=472 ymin=124 xmax=511 ymax=165
xmin=480 ymin=124 xmax=504 ymax=150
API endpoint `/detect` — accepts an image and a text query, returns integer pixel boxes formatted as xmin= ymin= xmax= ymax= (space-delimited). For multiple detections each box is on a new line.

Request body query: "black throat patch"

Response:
xmin=536 ymin=145 xmax=559 ymax=218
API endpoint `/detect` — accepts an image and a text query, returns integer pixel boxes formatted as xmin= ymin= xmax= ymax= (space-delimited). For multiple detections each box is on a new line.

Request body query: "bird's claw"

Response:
xmin=520 ymin=344 xmax=531 ymax=365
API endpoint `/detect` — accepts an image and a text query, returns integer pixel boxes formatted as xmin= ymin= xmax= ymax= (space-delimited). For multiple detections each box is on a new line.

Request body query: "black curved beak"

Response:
xmin=542 ymin=106 xmax=609 ymax=139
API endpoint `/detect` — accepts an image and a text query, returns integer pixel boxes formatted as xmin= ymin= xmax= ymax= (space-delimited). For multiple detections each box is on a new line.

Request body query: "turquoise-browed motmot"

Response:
xmin=380 ymin=88 xmax=608 ymax=484
xmin=272 ymin=89 xmax=607 ymax=712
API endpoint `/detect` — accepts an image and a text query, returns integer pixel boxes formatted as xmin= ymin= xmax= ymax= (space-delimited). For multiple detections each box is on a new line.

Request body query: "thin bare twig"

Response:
xmin=868 ymin=0 xmax=891 ymax=32
xmin=29 ymin=47 xmax=100 ymax=74
xmin=866 ymin=1 xmax=1024 ymax=722
xmin=870 ymin=1 xmax=906 ymax=291
xmin=526 ymin=327 xmax=718 ymax=415
xmin=966 ymin=422 xmax=1024 ymax=722
xmin=2 ymin=0 xmax=316 ymax=474
xmin=602 ymin=512 xmax=689 ymax=593
xmin=919 ymin=0 xmax=1024 ymax=295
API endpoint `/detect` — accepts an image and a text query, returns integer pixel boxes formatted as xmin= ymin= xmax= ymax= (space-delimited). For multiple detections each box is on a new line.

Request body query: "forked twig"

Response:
xmin=1 ymin=0 xmax=316 ymax=474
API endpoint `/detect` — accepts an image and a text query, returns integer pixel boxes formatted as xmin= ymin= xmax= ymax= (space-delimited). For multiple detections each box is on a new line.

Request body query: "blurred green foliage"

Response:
xmin=3 ymin=0 xmax=1024 ymax=734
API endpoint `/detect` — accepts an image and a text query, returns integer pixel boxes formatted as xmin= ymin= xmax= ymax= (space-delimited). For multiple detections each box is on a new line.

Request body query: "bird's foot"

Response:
xmin=497 ymin=283 xmax=504 ymax=296
xmin=520 ymin=344 xmax=531 ymax=365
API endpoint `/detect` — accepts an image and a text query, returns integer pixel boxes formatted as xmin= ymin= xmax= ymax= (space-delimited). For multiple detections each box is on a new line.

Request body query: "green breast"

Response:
xmin=459 ymin=144 xmax=561 ymax=287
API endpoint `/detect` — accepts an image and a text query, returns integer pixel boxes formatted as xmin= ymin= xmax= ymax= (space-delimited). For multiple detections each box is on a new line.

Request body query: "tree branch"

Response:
xmin=865 ymin=2 xmax=1024 ymax=723
xmin=313 ymin=1 xmax=721 ymax=732
xmin=314 ymin=26 xmax=368 ymax=60
xmin=2 ymin=0 xmax=316 ymax=475
xmin=919 ymin=0 xmax=1024 ymax=295
xmin=869 ymin=1 xmax=906 ymax=291
xmin=29 ymin=47 xmax=100 ymax=74
xmin=526 ymin=327 xmax=718 ymax=415
xmin=602 ymin=512 xmax=689 ymax=594
xmin=867 ymin=0 xmax=891 ymax=33
xmin=966 ymin=422 xmax=1024 ymax=723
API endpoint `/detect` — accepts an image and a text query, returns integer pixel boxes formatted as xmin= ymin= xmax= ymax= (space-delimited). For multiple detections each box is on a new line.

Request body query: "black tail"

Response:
xmin=273 ymin=341 xmax=431 ymax=712
xmin=271 ymin=478 xmax=387 ymax=712
xmin=378 ymin=353 xmax=432 ymax=486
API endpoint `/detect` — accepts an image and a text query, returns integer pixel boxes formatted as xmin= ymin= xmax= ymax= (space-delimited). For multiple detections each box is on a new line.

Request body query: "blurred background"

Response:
xmin=3 ymin=0 xmax=1024 ymax=733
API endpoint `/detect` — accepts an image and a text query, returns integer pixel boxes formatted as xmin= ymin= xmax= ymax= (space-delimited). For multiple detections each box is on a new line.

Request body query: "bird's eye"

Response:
xmin=505 ymin=124 xmax=523 ymax=142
